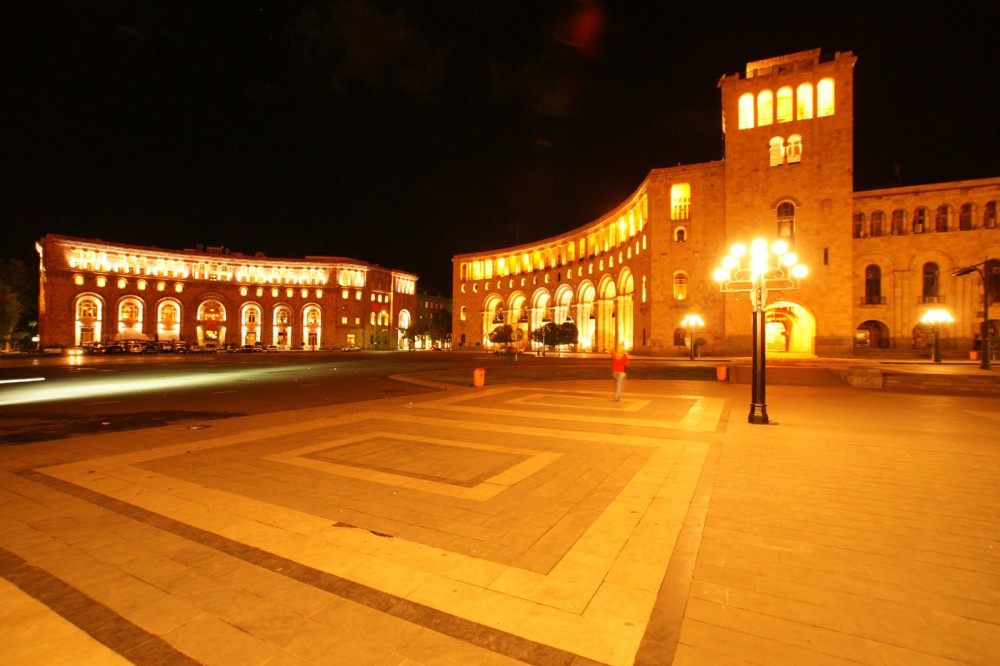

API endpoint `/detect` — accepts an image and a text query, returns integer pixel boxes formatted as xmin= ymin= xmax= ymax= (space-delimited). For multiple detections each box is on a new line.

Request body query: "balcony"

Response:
xmin=918 ymin=295 xmax=946 ymax=304
xmin=860 ymin=296 xmax=886 ymax=306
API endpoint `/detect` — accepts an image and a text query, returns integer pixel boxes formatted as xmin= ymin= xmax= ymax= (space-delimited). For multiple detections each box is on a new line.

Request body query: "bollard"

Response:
xmin=716 ymin=365 xmax=728 ymax=381
xmin=473 ymin=367 xmax=486 ymax=387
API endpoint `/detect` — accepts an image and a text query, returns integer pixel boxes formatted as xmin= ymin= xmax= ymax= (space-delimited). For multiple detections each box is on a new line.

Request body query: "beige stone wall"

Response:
xmin=853 ymin=179 xmax=1000 ymax=351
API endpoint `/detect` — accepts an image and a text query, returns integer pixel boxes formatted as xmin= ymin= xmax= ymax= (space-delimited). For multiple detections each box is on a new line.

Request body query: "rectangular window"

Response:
xmin=670 ymin=183 xmax=691 ymax=220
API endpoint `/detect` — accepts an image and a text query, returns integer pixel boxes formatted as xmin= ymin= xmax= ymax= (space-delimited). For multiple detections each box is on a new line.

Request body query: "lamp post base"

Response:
xmin=748 ymin=404 xmax=769 ymax=424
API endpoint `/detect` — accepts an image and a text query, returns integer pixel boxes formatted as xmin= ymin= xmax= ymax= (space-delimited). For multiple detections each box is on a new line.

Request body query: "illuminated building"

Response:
xmin=452 ymin=49 xmax=1000 ymax=357
xmin=36 ymin=235 xmax=418 ymax=350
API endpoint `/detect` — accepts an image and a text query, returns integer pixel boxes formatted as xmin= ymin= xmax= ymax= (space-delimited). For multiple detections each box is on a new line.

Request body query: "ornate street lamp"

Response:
xmin=952 ymin=260 xmax=992 ymax=370
xmin=919 ymin=308 xmax=954 ymax=363
xmin=681 ymin=314 xmax=704 ymax=360
xmin=714 ymin=238 xmax=807 ymax=425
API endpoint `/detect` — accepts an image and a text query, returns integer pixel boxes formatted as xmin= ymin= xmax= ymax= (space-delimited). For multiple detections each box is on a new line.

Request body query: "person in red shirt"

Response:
xmin=611 ymin=343 xmax=629 ymax=401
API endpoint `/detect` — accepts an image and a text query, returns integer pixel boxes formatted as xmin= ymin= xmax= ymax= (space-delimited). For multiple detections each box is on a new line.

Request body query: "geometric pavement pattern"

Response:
xmin=0 ymin=384 xmax=726 ymax=665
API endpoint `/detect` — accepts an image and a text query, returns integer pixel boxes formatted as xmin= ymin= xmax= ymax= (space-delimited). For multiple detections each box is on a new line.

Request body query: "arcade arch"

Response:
xmin=764 ymin=301 xmax=815 ymax=354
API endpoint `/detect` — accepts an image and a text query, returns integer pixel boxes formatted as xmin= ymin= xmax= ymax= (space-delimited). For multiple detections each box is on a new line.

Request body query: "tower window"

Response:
xmin=673 ymin=272 xmax=688 ymax=301
xmin=769 ymin=137 xmax=785 ymax=166
xmin=817 ymin=78 xmax=835 ymax=117
xmin=738 ymin=93 xmax=755 ymax=129
xmin=757 ymin=90 xmax=774 ymax=126
xmin=670 ymin=183 xmax=691 ymax=220
xmin=777 ymin=202 xmax=795 ymax=239
xmin=786 ymin=134 xmax=802 ymax=163
xmin=796 ymin=83 xmax=813 ymax=119
xmin=776 ymin=87 xmax=793 ymax=122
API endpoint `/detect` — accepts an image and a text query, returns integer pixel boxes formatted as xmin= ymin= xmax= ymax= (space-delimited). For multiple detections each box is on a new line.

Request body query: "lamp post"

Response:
xmin=714 ymin=238 xmax=807 ymax=425
xmin=919 ymin=308 xmax=954 ymax=363
xmin=681 ymin=314 xmax=704 ymax=360
xmin=952 ymin=260 xmax=992 ymax=370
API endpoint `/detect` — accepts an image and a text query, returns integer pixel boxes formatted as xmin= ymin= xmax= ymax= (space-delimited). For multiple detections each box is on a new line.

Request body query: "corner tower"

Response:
xmin=719 ymin=49 xmax=857 ymax=354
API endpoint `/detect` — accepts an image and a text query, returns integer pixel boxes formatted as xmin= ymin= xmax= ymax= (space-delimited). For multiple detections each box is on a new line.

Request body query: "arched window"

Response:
xmin=922 ymin=262 xmax=940 ymax=301
xmin=160 ymin=302 xmax=177 ymax=324
xmin=77 ymin=298 xmax=98 ymax=319
xmin=985 ymin=201 xmax=997 ymax=229
xmin=796 ymin=83 xmax=813 ymax=119
xmin=757 ymin=90 xmax=774 ymax=126
xmin=786 ymin=134 xmax=802 ymax=163
xmin=912 ymin=207 xmax=927 ymax=234
xmin=460 ymin=306 xmax=467 ymax=322
xmin=935 ymin=205 xmax=949 ymax=232
xmin=674 ymin=227 xmax=687 ymax=243
xmin=776 ymin=87 xmax=793 ymax=122
xmin=673 ymin=272 xmax=688 ymax=301
xmin=738 ymin=93 xmax=755 ymax=129
xmin=120 ymin=301 xmax=141 ymax=323
xmin=959 ymin=203 xmax=974 ymax=230
xmin=853 ymin=212 xmax=866 ymax=238
xmin=864 ymin=265 xmax=882 ymax=304
xmin=817 ymin=78 xmax=835 ymax=117
xmin=769 ymin=137 xmax=785 ymax=166
xmin=777 ymin=202 xmax=795 ymax=239
xmin=870 ymin=211 xmax=884 ymax=237
xmin=891 ymin=209 xmax=905 ymax=235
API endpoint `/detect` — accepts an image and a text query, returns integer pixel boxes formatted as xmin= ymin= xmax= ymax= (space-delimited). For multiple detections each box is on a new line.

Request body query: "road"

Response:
xmin=0 ymin=351 xmax=444 ymax=444
xmin=0 ymin=350 xmax=610 ymax=445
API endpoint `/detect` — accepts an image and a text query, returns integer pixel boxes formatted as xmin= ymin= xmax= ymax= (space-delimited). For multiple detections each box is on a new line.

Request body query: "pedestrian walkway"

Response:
xmin=1 ymin=378 xmax=998 ymax=664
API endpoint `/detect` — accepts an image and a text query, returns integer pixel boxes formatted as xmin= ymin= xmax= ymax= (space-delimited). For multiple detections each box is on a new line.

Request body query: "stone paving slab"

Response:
xmin=1 ymin=379 xmax=999 ymax=665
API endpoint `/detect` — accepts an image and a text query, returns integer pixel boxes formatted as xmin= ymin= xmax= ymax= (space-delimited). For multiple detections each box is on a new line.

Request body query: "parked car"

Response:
xmin=265 ymin=345 xmax=279 ymax=352
xmin=341 ymin=345 xmax=361 ymax=351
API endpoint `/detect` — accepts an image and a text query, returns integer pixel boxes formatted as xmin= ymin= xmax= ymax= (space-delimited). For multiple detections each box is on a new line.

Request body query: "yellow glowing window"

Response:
xmin=776 ymin=87 xmax=793 ymax=122
xmin=77 ymin=299 xmax=98 ymax=318
xmin=769 ymin=137 xmax=785 ymax=166
xmin=757 ymin=90 xmax=773 ymax=126
xmin=161 ymin=304 xmax=177 ymax=324
xmin=671 ymin=183 xmax=691 ymax=220
xmin=174 ymin=283 xmax=183 ymax=293
xmin=817 ymin=78 xmax=834 ymax=117
xmin=787 ymin=135 xmax=802 ymax=163
xmin=673 ymin=272 xmax=688 ymax=301
xmin=738 ymin=93 xmax=754 ymax=129
xmin=796 ymin=83 xmax=813 ymax=119
xmin=121 ymin=302 xmax=140 ymax=321
xmin=341 ymin=316 xmax=347 ymax=324
xmin=73 ymin=274 xmax=84 ymax=286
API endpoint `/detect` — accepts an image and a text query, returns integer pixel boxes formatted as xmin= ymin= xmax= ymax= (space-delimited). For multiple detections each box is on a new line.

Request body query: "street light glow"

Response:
xmin=714 ymin=236 xmax=807 ymax=424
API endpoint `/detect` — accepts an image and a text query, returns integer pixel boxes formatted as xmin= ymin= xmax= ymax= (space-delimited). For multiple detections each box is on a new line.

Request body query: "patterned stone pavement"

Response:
xmin=1 ymin=378 xmax=998 ymax=665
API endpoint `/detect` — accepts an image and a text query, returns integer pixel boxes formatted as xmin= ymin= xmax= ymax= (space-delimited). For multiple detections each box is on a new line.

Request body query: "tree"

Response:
xmin=0 ymin=259 xmax=33 ymax=351
xmin=488 ymin=324 xmax=514 ymax=346
xmin=556 ymin=321 xmax=579 ymax=347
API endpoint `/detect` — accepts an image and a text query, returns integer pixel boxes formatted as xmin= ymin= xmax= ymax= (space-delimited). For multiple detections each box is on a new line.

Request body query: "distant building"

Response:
xmin=452 ymin=49 xmax=1000 ymax=358
xmin=36 ymin=235 xmax=418 ymax=350
xmin=414 ymin=289 xmax=452 ymax=349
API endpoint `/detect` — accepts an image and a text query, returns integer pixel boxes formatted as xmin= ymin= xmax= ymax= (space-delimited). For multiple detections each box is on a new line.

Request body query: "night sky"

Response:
xmin=5 ymin=2 xmax=999 ymax=292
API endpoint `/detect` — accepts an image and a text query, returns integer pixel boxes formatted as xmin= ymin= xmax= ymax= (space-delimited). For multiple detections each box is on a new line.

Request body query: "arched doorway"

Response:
xmin=856 ymin=320 xmax=889 ymax=349
xmin=764 ymin=301 xmax=815 ymax=354
xmin=197 ymin=299 xmax=227 ymax=347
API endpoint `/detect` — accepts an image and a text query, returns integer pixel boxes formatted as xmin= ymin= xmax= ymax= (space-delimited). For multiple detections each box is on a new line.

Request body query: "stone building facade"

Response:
xmin=451 ymin=49 xmax=1000 ymax=358
xmin=36 ymin=235 xmax=418 ymax=351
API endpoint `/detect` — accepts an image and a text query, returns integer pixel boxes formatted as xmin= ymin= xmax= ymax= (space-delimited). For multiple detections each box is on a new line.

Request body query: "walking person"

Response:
xmin=611 ymin=343 xmax=629 ymax=401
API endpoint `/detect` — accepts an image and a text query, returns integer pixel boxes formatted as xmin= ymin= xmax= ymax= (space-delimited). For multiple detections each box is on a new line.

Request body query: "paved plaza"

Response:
xmin=1 ymin=376 xmax=998 ymax=664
